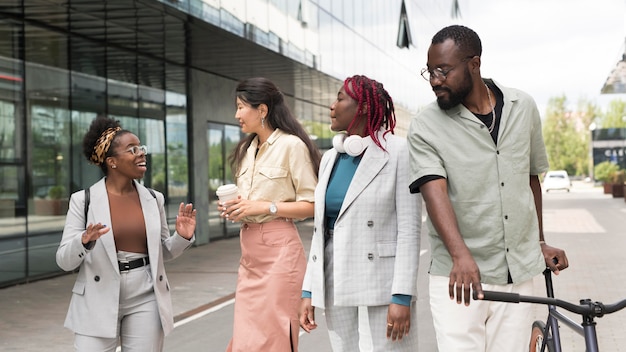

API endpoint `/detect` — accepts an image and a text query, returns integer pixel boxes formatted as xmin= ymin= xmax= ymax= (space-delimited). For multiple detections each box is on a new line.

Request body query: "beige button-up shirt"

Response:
xmin=236 ymin=128 xmax=317 ymax=223
xmin=407 ymin=80 xmax=549 ymax=285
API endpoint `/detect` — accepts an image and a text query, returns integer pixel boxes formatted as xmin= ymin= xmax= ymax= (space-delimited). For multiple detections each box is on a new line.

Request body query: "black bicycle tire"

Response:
xmin=530 ymin=320 xmax=555 ymax=352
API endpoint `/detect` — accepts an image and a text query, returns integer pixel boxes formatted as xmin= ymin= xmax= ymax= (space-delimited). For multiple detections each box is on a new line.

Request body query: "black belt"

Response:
xmin=118 ymin=257 xmax=150 ymax=272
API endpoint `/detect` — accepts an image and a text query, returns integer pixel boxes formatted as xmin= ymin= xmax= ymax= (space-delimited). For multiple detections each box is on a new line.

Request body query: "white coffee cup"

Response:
xmin=216 ymin=184 xmax=239 ymax=203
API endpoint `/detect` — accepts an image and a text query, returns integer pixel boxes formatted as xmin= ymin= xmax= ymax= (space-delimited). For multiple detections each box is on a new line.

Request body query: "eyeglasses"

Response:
xmin=118 ymin=145 xmax=148 ymax=156
xmin=421 ymin=56 xmax=475 ymax=82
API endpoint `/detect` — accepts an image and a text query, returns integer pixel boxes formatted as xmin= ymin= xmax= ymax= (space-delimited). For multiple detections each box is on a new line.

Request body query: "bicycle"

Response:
xmin=474 ymin=268 xmax=626 ymax=352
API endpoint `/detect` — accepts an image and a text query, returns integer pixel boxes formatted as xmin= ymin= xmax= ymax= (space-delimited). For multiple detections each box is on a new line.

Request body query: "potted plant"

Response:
xmin=610 ymin=170 xmax=626 ymax=198
xmin=48 ymin=185 xmax=66 ymax=200
xmin=594 ymin=161 xmax=620 ymax=194
xmin=34 ymin=185 xmax=69 ymax=215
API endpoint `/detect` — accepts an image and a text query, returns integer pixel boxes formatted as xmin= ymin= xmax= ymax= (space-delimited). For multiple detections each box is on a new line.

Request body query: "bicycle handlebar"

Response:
xmin=473 ymin=290 xmax=626 ymax=318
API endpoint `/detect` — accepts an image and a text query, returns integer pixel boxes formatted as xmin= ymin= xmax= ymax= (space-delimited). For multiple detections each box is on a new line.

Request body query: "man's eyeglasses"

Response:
xmin=421 ymin=56 xmax=475 ymax=82
xmin=119 ymin=145 xmax=148 ymax=156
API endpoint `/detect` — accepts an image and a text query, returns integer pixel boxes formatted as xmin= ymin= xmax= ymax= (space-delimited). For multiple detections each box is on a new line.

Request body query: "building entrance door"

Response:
xmin=207 ymin=123 xmax=241 ymax=239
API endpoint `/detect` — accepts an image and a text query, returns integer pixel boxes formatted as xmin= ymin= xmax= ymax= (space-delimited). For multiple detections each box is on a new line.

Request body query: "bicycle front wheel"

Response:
xmin=529 ymin=320 xmax=554 ymax=352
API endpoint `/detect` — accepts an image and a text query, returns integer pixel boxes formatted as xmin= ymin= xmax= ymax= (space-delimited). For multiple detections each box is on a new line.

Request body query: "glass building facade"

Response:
xmin=0 ymin=0 xmax=456 ymax=287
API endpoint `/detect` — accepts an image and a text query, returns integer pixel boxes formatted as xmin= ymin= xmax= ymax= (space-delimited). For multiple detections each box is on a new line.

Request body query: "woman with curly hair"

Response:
xmin=299 ymin=75 xmax=422 ymax=351
xmin=56 ymin=115 xmax=196 ymax=351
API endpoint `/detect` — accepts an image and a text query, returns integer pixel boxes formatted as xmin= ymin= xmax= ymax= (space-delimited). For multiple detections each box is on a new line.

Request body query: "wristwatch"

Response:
xmin=269 ymin=201 xmax=278 ymax=215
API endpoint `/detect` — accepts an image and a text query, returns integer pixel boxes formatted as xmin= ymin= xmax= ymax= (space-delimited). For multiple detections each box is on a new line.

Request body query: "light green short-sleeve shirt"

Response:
xmin=407 ymin=80 xmax=549 ymax=285
xmin=236 ymin=128 xmax=317 ymax=223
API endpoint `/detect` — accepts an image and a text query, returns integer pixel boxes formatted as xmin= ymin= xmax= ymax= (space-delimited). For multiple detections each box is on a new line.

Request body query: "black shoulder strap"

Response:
xmin=147 ymin=188 xmax=156 ymax=199
xmin=84 ymin=187 xmax=90 ymax=228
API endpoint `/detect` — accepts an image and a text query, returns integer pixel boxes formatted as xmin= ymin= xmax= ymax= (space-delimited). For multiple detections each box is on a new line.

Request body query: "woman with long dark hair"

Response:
xmin=219 ymin=77 xmax=321 ymax=351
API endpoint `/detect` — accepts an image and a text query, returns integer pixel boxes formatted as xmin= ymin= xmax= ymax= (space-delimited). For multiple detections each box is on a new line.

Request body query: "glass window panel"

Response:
xmin=0 ymin=237 xmax=26 ymax=285
xmin=207 ymin=123 xmax=241 ymax=239
xmin=343 ymin=0 xmax=354 ymax=27
xmin=70 ymin=35 xmax=106 ymax=119
xmin=0 ymin=100 xmax=17 ymax=161
xmin=139 ymin=85 xmax=165 ymax=120
xmin=0 ymin=165 xmax=24 ymax=223
xmin=26 ymin=23 xmax=70 ymax=239
xmin=24 ymin=25 xmax=68 ymax=70
xmin=0 ymin=18 xmax=26 ymax=287
xmin=70 ymin=111 xmax=101 ymax=191
xmin=28 ymin=233 xmax=62 ymax=277
xmin=318 ymin=11 xmax=332 ymax=73
xmin=224 ymin=125 xmax=241 ymax=184
xmin=201 ymin=0 xmax=220 ymax=25
xmin=139 ymin=118 xmax=165 ymax=192
xmin=30 ymin=105 xmax=70 ymax=225
xmin=166 ymin=89 xmax=188 ymax=217
xmin=318 ymin=0 xmax=331 ymax=12
xmin=108 ymin=79 xmax=138 ymax=118
xmin=331 ymin=0 xmax=343 ymax=21
xmin=270 ymin=0 xmax=286 ymax=12
xmin=165 ymin=63 xmax=187 ymax=216
xmin=286 ymin=0 xmax=298 ymax=18
xmin=0 ymin=20 xmax=24 ymax=164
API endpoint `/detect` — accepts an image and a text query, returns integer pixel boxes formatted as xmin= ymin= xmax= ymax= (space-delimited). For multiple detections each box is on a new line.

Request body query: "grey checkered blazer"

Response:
xmin=302 ymin=133 xmax=422 ymax=309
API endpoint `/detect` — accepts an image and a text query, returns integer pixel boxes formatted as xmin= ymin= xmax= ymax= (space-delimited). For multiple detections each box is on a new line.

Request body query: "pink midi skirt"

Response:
xmin=226 ymin=219 xmax=306 ymax=352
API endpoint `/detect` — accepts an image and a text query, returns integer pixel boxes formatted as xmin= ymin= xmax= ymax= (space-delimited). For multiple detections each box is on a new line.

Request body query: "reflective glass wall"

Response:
xmin=158 ymin=0 xmax=458 ymax=134
xmin=0 ymin=0 xmax=457 ymax=287
xmin=0 ymin=4 xmax=189 ymax=287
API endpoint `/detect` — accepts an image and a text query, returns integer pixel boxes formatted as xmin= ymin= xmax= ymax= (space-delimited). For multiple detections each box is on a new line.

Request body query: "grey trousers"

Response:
xmin=74 ymin=254 xmax=163 ymax=352
xmin=323 ymin=238 xmax=419 ymax=352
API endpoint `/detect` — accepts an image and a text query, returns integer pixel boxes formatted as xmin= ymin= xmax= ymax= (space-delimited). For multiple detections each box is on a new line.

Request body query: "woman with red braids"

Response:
xmin=299 ymin=75 xmax=422 ymax=351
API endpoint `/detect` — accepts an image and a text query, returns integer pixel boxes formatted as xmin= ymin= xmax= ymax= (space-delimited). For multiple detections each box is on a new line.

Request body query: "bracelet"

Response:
xmin=539 ymin=240 xmax=546 ymax=244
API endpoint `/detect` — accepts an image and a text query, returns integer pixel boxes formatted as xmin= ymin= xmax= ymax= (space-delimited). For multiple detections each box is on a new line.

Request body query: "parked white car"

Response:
xmin=543 ymin=170 xmax=571 ymax=192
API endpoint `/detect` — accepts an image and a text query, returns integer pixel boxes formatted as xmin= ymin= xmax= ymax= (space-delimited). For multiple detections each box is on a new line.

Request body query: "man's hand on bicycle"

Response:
xmin=449 ymin=253 xmax=482 ymax=306
xmin=541 ymin=242 xmax=569 ymax=274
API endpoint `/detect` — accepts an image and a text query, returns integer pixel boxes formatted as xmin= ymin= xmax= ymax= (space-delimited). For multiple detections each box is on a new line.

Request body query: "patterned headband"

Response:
xmin=90 ymin=127 xmax=121 ymax=165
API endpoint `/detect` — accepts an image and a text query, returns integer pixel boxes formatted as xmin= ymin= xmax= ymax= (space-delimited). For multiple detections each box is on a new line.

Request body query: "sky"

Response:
xmin=452 ymin=0 xmax=626 ymax=116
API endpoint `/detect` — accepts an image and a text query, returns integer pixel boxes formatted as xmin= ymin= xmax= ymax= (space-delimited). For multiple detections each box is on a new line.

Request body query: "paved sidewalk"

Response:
xmin=0 ymin=222 xmax=308 ymax=352
xmin=2 ymin=183 xmax=625 ymax=352
xmin=0 ymin=217 xmax=439 ymax=352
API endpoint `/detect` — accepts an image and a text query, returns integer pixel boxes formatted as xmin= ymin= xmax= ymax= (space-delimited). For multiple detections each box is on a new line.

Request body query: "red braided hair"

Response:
xmin=343 ymin=75 xmax=396 ymax=151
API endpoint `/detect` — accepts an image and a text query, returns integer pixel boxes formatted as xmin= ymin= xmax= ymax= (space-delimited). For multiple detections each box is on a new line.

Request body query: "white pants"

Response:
xmin=323 ymin=238 xmax=418 ymax=352
xmin=429 ymin=274 xmax=535 ymax=352
xmin=74 ymin=253 xmax=163 ymax=352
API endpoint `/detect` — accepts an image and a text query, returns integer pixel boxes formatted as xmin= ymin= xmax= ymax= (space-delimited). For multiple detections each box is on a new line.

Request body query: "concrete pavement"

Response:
xmin=2 ymin=181 xmax=626 ymax=351
xmin=0 ymin=214 xmax=437 ymax=352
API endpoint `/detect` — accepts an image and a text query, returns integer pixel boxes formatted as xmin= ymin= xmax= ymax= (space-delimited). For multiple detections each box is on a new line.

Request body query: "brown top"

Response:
xmin=108 ymin=189 xmax=148 ymax=254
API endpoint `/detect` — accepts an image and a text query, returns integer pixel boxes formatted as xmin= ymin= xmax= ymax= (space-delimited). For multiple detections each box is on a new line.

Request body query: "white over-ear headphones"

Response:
xmin=332 ymin=133 xmax=371 ymax=157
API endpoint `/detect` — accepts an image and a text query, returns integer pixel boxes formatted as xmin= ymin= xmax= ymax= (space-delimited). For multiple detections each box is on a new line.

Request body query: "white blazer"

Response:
xmin=302 ymin=133 xmax=422 ymax=309
xmin=56 ymin=178 xmax=194 ymax=338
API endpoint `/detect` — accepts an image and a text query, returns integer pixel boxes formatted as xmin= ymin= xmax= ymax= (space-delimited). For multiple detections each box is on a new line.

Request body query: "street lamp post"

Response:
xmin=589 ymin=122 xmax=597 ymax=182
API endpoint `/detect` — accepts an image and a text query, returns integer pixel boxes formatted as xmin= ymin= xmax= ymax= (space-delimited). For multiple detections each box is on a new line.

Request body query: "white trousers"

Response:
xmin=74 ymin=254 xmax=163 ymax=352
xmin=323 ymin=238 xmax=419 ymax=352
xmin=429 ymin=274 xmax=535 ymax=352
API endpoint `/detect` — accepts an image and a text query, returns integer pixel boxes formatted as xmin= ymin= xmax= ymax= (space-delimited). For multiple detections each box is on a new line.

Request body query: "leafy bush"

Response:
xmin=594 ymin=161 xmax=621 ymax=183
xmin=611 ymin=170 xmax=626 ymax=184
xmin=48 ymin=185 xmax=66 ymax=199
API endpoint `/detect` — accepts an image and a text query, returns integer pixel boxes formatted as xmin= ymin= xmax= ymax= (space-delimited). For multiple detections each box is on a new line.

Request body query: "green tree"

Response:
xmin=542 ymin=96 xmax=587 ymax=175
xmin=599 ymin=99 xmax=626 ymax=128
